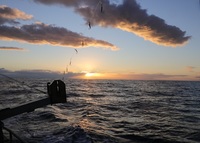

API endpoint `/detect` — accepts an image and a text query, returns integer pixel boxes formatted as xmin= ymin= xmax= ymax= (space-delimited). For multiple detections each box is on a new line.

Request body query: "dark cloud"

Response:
xmin=0 ymin=68 xmax=84 ymax=79
xmin=0 ymin=23 xmax=118 ymax=50
xmin=0 ymin=46 xmax=25 ymax=51
xmin=0 ymin=5 xmax=33 ymax=25
xmin=0 ymin=17 xmax=20 ymax=25
xmin=0 ymin=68 xmax=10 ymax=74
xmin=33 ymin=0 xmax=191 ymax=47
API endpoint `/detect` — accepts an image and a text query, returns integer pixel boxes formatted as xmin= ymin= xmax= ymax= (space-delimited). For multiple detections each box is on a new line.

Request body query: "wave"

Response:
xmin=1 ymin=79 xmax=200 ymax=143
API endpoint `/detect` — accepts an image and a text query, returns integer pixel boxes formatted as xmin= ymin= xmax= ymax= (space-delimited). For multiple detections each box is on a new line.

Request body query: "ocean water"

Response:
xmin=0 ymin=79 xmax=200 ymax=143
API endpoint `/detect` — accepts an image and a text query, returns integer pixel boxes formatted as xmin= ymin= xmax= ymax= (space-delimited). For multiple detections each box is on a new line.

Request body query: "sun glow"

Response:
xmin=85 ymin=73 xmax=95 ymax=77
xmin=84 ymin=72 xmax=102 ymax=78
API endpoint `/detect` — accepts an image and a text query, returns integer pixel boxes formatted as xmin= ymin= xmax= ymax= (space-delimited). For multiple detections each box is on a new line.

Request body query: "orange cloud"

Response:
xmin=0 ymin=5 xmax=33 ymax=24
xmin=0 ymin=5 xmax=118 ymax=50
xmin=0 ymin=23 xmax=118 ymax=50
xmin=116 ymin=22 xmax=189 ymax=47
xmin=76 ymin=0 xmax=191 ymax=47
xmin=34 ymin=0 xmax=191 ymax=47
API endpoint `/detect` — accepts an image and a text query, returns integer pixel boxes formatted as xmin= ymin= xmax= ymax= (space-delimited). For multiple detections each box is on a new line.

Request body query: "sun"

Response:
xmin=85 ymin=72 xmax=95 ymax=77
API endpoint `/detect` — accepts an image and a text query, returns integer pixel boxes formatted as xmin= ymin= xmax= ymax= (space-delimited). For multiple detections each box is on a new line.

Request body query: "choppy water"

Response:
xmin=0 ymin=78 xmax=200 ymax=143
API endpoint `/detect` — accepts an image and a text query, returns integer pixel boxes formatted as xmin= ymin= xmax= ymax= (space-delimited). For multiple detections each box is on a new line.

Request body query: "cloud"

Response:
xmin=0 ymin=46 xmax=25 ymax=51
xmin=33 ymin=0 xmax=191 ymax=47
xmin=0 ymin=5 xmax=118 ymax=50
xmin=0 ymin=5 xmax=33 ymax=25
xmin=0 ymin=68 xmax=10 ymax=74
xmin=117 ymin=73 xmax=188 ymax=80
xmin=0 ymin=68 xmax=193 ymax=80
xmin=0 ymin=68 xmax=84 ymax=79
xmin=0 ymin=23 xmax=118 ymax=50
xmin=33 ymin=0 xmax=79 ymax=7
xmin=133 ymin=73 xmax=188 ymax=80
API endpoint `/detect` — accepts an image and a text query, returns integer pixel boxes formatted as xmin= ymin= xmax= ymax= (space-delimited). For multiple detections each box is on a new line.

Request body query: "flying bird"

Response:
xmin=88 ymin=21 xmax=91 ymax=29
xmin=86 ymin=0 xmax=104 ymax=29
xmin=69 ymin=59 xmax=72 ymax=65
xmin=75 ymin=49 xmax=78 ymax=54
xmin=100 ymin=1 xmax=103 ymax=13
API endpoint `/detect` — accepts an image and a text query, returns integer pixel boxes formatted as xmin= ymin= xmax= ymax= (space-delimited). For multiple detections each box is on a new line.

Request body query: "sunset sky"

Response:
xmin=0 ymin=0 xmax=200 ymax=80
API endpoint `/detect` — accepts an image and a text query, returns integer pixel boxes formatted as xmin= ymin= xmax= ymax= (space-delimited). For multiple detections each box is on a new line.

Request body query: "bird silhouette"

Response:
xmin=88 ymin=21 xmax=91 ymax=29
xmin=75 ymin=49 xmax=78 ymax=54
xmin=100 ymin=1 xmax=103 ymax=13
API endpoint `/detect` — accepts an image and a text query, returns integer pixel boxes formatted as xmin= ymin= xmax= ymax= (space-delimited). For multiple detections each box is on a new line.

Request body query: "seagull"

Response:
xmin=100 ymin=1 xmax=103 ymax=13
xmin=69 ymin=60 xmax=72 ymax=65
xmin=88 ymin=21 xmax=91 ymax=29
xmin=75 ymin=49 xmax=78 ymax=54
xmin=66 ymin=66 xmax=68 ymax=73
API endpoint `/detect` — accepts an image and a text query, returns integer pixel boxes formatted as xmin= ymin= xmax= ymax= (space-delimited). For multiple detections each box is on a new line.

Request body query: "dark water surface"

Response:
xmin=0 ymin=79 xmax=200 ymax=143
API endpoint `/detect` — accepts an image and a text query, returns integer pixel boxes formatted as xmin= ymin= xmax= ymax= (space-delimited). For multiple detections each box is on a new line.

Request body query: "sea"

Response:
xmin=0 ymin=78 xmax=200 ymax=143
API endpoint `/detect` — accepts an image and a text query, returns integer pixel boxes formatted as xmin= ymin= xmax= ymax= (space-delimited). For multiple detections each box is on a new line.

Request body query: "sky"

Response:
xmin=0 ymin=0 xmax=200 ymax=80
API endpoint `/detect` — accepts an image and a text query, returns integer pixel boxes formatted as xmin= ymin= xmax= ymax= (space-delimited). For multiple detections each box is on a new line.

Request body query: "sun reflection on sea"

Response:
xmin=79 ymin=118 xmax=95 ymax=131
